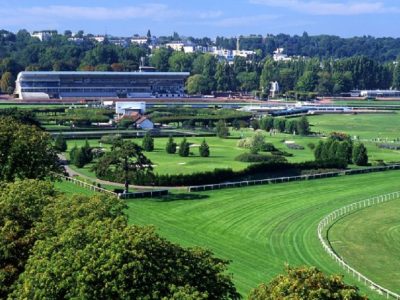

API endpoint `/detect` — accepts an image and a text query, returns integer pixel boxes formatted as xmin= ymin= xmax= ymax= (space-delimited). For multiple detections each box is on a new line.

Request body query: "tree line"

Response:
xmin=216 ymin=32 xmax=400 ymax=62
xmin=0 ymin=29 xmax=399 ymax=96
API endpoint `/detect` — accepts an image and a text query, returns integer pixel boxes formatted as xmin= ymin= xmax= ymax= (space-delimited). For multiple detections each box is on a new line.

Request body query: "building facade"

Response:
xmin=15 ymin=71 xmax=190 ymax=100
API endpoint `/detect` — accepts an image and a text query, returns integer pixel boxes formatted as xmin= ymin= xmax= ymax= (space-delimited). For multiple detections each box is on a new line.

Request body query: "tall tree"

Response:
xmin=216 ymin=120 xmax=230 ymax=138
xmin=0 ymin=180 xmax=57 ymax=299
xmin=168 ymin=52 xmax=193 ymax=72
xmin=237 ymin=72 xmax=258 ymax=92
xmin=296 ymin=70 xmax=318 ymax=92
xmin=150 ymin=48 xmax=171 ymax=71
xmin=260 ymin=58 xmax=276 ymax=92
xmin=215 ymin=62 xmax=234 ymax=91
xmin=12 ymin=218 xmax=239 ymax=300
xmin=54 ymin=133 xmax=67 ymax=152
xmin=392 ymin=61 xmax=400 ymax=89
xmin=296 ymin=116 xmax=310 ymax=136
xmin=186 ymin=74 xmax=209 ymax=95
xmin=0 ymin=118 xmax=63 ymax=181
xmin=0 ymin=72 xmax=15 ymax=94
xmin=93 ymin=141 xmax=153 ymax=193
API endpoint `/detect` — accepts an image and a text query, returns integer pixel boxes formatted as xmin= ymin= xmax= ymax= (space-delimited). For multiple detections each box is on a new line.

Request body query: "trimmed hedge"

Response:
xmin=235 ymin=153 xmax=285 ymax=163
xmin=96 ymin=159 xmax=347 ymax=187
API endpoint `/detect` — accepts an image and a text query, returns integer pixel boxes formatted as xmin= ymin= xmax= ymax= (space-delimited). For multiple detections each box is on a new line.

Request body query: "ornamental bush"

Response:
xmin=199 ymin=139 xmax=210 ymax=157
xmin=142 ymin=131 xmax=154 ymax=152
xmin=179 ymin=138 xmax=190 ymax=157
xmin=166 ymin=136 xmax=177 ymax=154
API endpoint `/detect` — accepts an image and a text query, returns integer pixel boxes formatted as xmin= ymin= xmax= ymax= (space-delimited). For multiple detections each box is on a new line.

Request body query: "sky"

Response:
xmin=1 ymin=0 xmax=400 ymax=38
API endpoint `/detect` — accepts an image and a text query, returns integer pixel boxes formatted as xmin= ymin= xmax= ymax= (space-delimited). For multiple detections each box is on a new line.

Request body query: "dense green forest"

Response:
xmin=0 ymin=29 xmax=399 ymax=96
xmin=216 ymin=33 xmax=400 ymax=61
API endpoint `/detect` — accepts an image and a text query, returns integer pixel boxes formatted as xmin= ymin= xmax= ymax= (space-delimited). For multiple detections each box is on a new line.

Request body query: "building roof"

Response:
xmin=17 ymin=71 xmax=190 ymax=77
xmin=136 ymin=116 xmax=151 ymax=124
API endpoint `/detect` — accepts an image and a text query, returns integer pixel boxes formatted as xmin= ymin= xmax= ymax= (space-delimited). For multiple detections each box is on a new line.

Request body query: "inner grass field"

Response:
xmin=329 ymin=200 xmax=400 ymax=294
xmin=66 ymin=134 xmax=319 ymax=177
xmin=63 ymin=113 xmax=400 ymax=180
xmin=309 ymin=113 xmax=400 ymax=140
xmin=126 ymin=170 xmax=400 ymax=299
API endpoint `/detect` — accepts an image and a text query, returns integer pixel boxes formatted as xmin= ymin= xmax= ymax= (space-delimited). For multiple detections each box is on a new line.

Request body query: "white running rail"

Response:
xmin=317 ymin=191 xmax=400 ymax=299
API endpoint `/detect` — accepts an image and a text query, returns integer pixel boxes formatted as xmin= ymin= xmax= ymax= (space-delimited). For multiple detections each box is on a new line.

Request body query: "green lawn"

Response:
xmin=309 ymin=113 xmax=400 ymax=140
xmin=126 ymin=170 xmax=400 ymax=299
xmin=66 ymin=134 xmax=318 ymax=176
xmin=53 ymin=180 xmax=98 ymax=196
xmin=329 ymin=200 xmax=400 ymax=294
xmin=64 ymin=113 xmax=400 ymax=179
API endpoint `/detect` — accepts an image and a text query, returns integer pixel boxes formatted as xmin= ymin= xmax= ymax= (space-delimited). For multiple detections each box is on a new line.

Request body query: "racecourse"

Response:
xmin=126 ymin=170 xmax=400 ymax=298
xmin=329 ymin=199 xmax=400 ymax=294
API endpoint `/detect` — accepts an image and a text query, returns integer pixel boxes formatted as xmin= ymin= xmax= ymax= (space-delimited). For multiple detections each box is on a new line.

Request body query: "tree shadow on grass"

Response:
xmin=154 ymin=193 xmax=209 ymax=202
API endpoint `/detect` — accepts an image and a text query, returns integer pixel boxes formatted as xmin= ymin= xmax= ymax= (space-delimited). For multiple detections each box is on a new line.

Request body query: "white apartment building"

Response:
xmin=31 ymin=30 xmax=56 ymax=42
xmin=131 ymin=36 xmax=148 ymax=45
xmin=273 ymin=48 xmax=292 ymax=62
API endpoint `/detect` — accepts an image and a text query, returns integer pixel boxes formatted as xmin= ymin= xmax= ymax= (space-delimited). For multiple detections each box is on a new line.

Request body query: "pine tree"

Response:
xmin=178 ymin=138 xmax=190 ymax=157
xmin=69 ymin=145 xmax=78 ymax=164
xmin=82 ymin=140 xmax=93 ymax=164
xmin=392 ymin=61 xmax=400 ymax=89
xmin=54 ymin=134 xmax=67 ymax=152
xmin=199 ymin=139 xmax=210 ymax=157
xmin=142 ymin=132 xmax=154 ymax=152
xmin=165 ymin=136 xmax=177 ymax=154
xmin=72 ymin=147 xmax=86 ymax=168
xmin=353 ymin=143 xmax=368 ymax=166
xmin=0 ymin=72 xmax=15 ymax=94
xmin=296 ymin=116 xmax=310 ymax=135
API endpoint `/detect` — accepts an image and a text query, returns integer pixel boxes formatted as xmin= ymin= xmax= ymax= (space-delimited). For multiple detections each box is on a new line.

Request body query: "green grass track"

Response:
xmin=126 ymin=171 xmax=400 ymax=298
xmin=329 ymin=200 xmax=400 ymax=294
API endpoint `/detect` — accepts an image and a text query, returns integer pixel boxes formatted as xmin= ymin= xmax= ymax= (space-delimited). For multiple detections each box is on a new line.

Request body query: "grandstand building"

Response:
xmin=14 ymin=71 xmax=190 ymax=100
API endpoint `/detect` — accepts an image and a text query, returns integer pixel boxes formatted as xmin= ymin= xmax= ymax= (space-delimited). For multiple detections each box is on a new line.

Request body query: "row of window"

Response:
xmin=21 ymin=87 xmax=183 ymax=93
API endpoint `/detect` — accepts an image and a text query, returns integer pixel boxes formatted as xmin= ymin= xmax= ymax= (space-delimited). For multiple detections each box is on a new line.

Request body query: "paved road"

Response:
xmin=58 ymin=154 xmax=184 ymax=191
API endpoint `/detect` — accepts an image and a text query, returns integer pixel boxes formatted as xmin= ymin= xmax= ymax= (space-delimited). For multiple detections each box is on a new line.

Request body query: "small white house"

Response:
xmin=115 ymin=102 xmax=146 ymax=115
xmin=136 ymin=117 xmax=154 ymax=130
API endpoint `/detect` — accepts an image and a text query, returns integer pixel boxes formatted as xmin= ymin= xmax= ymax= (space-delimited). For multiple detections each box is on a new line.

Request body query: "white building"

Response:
xmin=232 ymin=49 xmax=255 ymax=58
xmin=273 ymin=48 xmax=291 ymax=62
xmin=92 ymin=35 xmax=106 ymax=43
xmin=68 ymin=37 xmax=84 ymax=44
xmin=183 ymin=45 xmax=195 ymax=53
xmin=208 ymin=48 xmax=255 ymax=62
xmin=270 ymin=81 xmax=280 ymax=98
xmin=115 ymin=102 xmax=146 ymax=115
xmin=166 ymin=41 xmax=186 ymax=51
xmin=360 ymin=90 xmax=400 ymax=98
xmin=31 ymin=30 xmax=56 ymax=42
xmin=109 ymin=38 xmax=129 ymax=48
xmin=131 ymin=36 xmax=148 ymax=45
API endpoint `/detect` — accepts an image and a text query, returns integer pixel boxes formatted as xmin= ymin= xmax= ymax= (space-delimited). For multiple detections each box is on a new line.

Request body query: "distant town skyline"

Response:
xmin=1 ymin=0 xmax=400 ymax=38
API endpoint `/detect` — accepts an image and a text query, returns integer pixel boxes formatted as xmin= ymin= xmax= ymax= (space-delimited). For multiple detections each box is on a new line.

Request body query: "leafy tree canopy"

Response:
xmin=248 ymin=266 xmax=367 ymax=300
xmin=0 ymin=117 xmax=63 ymax=181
